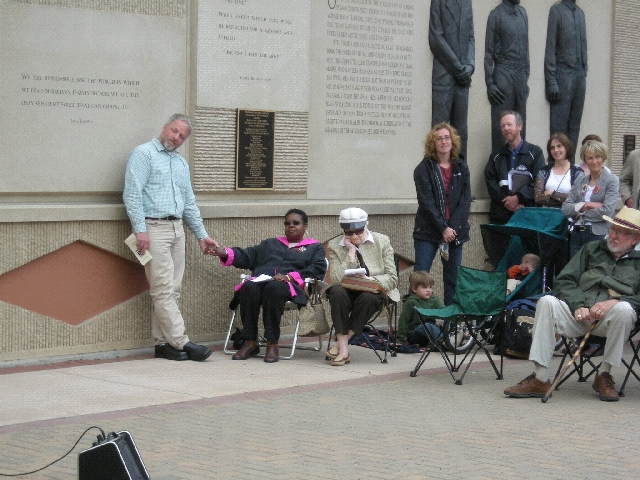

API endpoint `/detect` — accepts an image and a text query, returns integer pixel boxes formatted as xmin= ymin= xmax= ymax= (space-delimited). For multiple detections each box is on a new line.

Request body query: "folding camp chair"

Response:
xmin=481 ymin=208 xmax=568 ymax=355
xmin=409 ymin=266 xmax=507 ymax=385
xmin=550 ymin=334 xmax=604 ymax=390
xmin=552 ymin=319 xmax=640 ymax=397
xmin=323 ymin=251 xmax=402 ymax=364
xmin=223 ymin=274 xmax=326 ymax=360
xmin=619 ymin=320 xmax=640 ymax=396
xmin=481 ymin=207 xmax=568 ymax=294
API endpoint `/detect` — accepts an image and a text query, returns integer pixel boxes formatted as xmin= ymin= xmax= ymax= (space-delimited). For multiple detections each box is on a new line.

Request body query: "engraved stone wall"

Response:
xmin=611 ymin=0 xmax=640 ymax=171
xmin=7 ymin=0 xmax=185 ymax=16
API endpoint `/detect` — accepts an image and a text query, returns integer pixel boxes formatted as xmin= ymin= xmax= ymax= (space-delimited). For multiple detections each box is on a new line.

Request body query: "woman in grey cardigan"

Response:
xmin=326 ymin=207 xmax=400 ymax=366
xmin=562 ymin=141 xmax=619 ymax=258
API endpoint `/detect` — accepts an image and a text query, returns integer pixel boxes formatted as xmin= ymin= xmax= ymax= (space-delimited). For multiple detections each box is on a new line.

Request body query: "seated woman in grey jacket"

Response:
xmin=562 ymin=141 xmax=619 ymax=259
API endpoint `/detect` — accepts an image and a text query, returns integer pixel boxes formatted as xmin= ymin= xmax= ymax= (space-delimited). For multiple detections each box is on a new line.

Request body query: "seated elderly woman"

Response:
xmin=325 ymin=207 xmax=400 ymax=366
xmin=209 ymin=209 xmax=327 ymax=363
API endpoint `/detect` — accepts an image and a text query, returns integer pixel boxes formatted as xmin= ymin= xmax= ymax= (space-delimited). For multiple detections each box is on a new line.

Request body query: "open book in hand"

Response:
xmin=508 ymin=169 xmax=533 ymax=193
xmin=125 ymin=234 xmax=153 ymax=265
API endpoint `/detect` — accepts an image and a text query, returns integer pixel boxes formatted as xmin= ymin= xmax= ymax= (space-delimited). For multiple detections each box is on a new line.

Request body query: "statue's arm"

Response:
xmin=484 ymin=12 xmax=505 ymax=105
xmin=544 ymin=7 xmax=560 ymax=102
xmin=429 ymin=0 xmax=464 ymax=77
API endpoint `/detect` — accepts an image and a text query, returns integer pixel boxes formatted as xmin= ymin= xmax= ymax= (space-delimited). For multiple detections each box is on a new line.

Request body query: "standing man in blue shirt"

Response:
xmin=123 ymin=113 xmax=218 ymax=361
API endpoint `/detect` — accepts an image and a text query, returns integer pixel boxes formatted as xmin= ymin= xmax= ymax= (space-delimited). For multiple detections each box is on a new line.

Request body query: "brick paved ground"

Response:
xmin=0 ymin=342 xmax=639 ymax=479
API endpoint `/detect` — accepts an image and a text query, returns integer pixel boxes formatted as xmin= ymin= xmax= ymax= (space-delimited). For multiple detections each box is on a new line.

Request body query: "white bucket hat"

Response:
xmin=338 ymin=207 xmax=368 ymax=230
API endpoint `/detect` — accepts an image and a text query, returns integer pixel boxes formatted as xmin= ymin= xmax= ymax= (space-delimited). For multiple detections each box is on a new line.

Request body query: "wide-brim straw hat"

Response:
xmin=602 ymin=206 xmax=640 ymax=233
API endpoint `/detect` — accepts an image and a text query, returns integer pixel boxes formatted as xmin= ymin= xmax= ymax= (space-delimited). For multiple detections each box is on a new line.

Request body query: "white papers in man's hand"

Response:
xmin=125 ymin=234 xmax=153 ymax=265
xmin=251 ymin=274 xmax=272 ymax=282
xmin=508 ymin=169 xmax=533 ymax=192
xmin=344 ymin=268 xmax=367 ymax=276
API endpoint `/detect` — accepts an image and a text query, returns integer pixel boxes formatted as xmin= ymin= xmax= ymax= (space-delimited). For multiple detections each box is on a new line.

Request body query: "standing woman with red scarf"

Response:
xmin=413 ymin=122 xmax=471 ymax=306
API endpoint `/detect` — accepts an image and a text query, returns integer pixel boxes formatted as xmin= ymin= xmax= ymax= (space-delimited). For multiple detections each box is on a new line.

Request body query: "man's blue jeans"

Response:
xmin=569 ymin=230 xmax=604 ymax=259
xmin=414 ymin=239 xmax=463 ymax=306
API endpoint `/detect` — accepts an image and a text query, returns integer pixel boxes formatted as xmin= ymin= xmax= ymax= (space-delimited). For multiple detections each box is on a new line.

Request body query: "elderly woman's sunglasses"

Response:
xmin=343 ymin=227 xmax=365 ymax=236
xmin=284 ymin=220 xmax=303 ymax=226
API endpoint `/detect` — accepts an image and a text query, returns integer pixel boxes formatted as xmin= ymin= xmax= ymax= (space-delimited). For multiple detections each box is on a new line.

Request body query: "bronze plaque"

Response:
xmin=235 ymin=109 xmax=275 ymax=190
xmin=624 ymin=135 xmax=636 ymax=163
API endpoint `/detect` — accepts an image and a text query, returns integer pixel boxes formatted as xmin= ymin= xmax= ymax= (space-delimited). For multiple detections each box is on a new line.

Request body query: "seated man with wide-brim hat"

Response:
xmin=504 ymin=206 xmax=640 ymax=401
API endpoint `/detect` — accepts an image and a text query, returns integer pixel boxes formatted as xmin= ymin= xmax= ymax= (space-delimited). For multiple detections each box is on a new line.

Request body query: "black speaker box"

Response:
xmin=78 ymin=430 xmax=149 ymax=480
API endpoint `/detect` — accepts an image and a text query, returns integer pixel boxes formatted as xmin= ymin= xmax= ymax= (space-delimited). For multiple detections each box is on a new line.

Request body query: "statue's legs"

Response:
xmin=550 ymin=67 xmax=587 ymax=162
xmin=432 ymin=83 xmax=469 ymax=159
xmin=490 ymin=64 xmax=529 ymax=152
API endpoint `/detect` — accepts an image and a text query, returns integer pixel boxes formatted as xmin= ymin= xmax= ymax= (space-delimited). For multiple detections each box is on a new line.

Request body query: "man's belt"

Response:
xmin=145 ymin=216 xmax=180 ymax=221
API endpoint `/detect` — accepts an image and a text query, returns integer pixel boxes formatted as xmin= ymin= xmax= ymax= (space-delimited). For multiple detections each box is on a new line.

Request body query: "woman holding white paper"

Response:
xmin=209 ymin=209 xmax=326 ymax=363
xmin=325 ymin=207 xmax=399 ymax=366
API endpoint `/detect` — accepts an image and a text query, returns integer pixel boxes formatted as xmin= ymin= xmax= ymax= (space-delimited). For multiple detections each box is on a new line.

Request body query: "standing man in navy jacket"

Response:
xmin=484 ymin=111 xmax=545 ymax=266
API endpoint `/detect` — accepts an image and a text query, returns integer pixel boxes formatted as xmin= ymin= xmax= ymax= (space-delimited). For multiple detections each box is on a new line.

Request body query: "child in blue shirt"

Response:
xmin=396 ymin=271 xmax=445 ymax=347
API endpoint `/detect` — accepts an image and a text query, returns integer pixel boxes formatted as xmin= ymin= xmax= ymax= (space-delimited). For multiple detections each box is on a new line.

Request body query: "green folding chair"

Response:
xmin=409 ymin=266 xmax=507 ymax=385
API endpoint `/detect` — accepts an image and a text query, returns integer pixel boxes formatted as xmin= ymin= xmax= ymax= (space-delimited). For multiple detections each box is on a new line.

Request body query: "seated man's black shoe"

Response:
xmin=182 ymin=341 xmax=212 ymax=361
xmin=155 ymin=343 xmax=188 ymax=361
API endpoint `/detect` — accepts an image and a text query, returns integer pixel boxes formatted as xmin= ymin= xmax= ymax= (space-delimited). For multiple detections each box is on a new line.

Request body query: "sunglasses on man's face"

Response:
xmin=343 ymin=227 xmax=365 ymax=236
xmin=284 ymin=220 xmax=303 ymax=226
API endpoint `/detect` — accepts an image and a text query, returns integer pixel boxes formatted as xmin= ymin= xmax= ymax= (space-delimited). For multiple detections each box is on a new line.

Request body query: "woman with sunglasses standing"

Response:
xmin=413 ymin=122 xmax=471 ymax=306
xmin=208 ymin=209 xmax=326 ymax=362
xmin=325 ymin=207 xmax=400 ymax=366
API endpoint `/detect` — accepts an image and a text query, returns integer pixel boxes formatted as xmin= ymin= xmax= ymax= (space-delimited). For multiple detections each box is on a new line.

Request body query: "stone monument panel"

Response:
xmin=308 ymin=0 xmax=429 ymax=200
xmin=197 ymin=0 xmax=310 ymax=111
xmin=0 ymin=3 xmax=186 ymax=194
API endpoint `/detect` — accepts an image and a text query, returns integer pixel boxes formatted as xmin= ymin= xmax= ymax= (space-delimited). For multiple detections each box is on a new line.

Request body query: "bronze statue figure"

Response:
xmin=484 ymin=0 xmax=529 ymax=154
xmin=429 ymin=0 xmax=475 ymax=159
xmin=545 ymin=0 xmax=587 ymax=163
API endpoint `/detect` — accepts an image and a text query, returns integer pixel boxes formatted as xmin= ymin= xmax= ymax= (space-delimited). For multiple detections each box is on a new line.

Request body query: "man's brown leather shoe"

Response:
xmin=504 ymin=373 xmax=551 ymax=398
xmin=264 ymin=342 xmax=279 ymax=363
xmin=592 ymin=372 xmax=619 ymax=401
xmin=232 ymin=340 xmax=258 ymax=360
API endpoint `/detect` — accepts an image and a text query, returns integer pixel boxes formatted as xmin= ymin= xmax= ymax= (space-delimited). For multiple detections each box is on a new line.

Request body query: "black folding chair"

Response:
xmin=618 ymin=320 xmax=640 ymax=397
xmin=552 ymin=318 xmax=640 ymax=397
xmin=223 ymin=275 xmax=325 ymax=360
xmin=551 ymin=335 xmax=605 ymax=390
xmin=409 ymin=266 xmax=507 ymax=385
